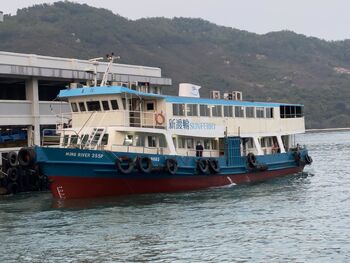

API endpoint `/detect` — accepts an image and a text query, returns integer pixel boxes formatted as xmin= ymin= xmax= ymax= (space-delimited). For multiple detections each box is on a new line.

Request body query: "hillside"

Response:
xmin=1 ymin=1 xmax=350 ymax=128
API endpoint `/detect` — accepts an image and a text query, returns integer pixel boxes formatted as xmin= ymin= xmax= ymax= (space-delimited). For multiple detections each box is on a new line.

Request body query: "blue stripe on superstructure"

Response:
xmin=58 ymin=85 xmax=303 ymax=107
xmin=58 ymin=86 xmax=166 ymax=99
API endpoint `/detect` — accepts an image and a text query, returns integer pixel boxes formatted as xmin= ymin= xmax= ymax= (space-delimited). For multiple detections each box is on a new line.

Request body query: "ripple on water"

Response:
xmin=0 ymin=132 xmax=350 ymax=262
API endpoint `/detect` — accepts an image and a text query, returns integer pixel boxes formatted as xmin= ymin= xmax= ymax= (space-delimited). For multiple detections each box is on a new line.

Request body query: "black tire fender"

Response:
xmin=165 ymin=159 xmax=178 ymax=175
xmin=7 ymin=167 xmax=19 ymax=182
xmin=305 ymin=154 xmax=313 ymax=165
xmin=247 ymin=153 xmax=257 ymax=168
xmin=136 ymin=156 xmax=153 ymax=173
xmin=197 ymin=159 xmax=209 ymax=174
xmin=208 ymin=158 xmax=220 ymax=173
xmin=115 ymin=156 xmax=135 ymax=174
xmin=8 ymin=151 xmax=18 ymax=167
xmin=18 ymin=148 xmax=36 ymax=167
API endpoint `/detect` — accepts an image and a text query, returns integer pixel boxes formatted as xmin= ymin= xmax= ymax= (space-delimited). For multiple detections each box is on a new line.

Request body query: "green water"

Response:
xmin=0 ymin=131 xmax=349 ymax=262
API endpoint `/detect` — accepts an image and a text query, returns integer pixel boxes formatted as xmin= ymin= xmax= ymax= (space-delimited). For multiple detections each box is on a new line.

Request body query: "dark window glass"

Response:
xmin=86 ymin=101 xmax=101 ymax=111
xmin=102 ymin=101 xmax=110 ymax=111
xmin=200 ymin=105 xmax=210 ymax=117
xmin=246 ymin=107 xmax=255 ymax=118
xmin=79 ymin=102 xmax=86 ymax=112
xmin=173 ymin=104 xmax=185 ymax=116
xmin=256 ymin=107 xmax=264 ymax=118
xmin=280 ymin=106 xmax=285 ymax=118
xmin=224 ymin=106 xmax=233 ymax=117
xmin=296 ymin=106 xmax=303 ymax=117
xmin=235 ymin=106 xmax=244 ymax=117
xmin=212 ymin=105 xmax=222 ymax=117
xmin=71 ymin=102 xmax=78 ymax=112
xmin=101 ymin=134 xmax=109 ymax=145
xmin=111 ymin=100 xmax=118 ymax=110
xmin=187 ymin=104 xmax=198 ymax=116
xmin=146 ymin=102 xmax=155 ymax=111
xmin=266 ymin=107 xmax=273 ymax=118
xmin=148 ymin=136 xmax=156 ymax=147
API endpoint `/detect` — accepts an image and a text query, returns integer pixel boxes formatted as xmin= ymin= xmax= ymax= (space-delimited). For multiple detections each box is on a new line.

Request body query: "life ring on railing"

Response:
xmin=208 ymin=158 xmax=220 ymax=173
xmin=136 ymin=156 xmax=153 ymax=173
xmin=247 ymin=153 xmax=257 ymax=168
xmin=115 ymin=156 xmax=135 ymax=174
xmin=197 ymin=159 xmax=209 ymax=174
xmin=305 ymin=154 xmax=313 ymax=165
xmin=165 ymin=159 xmax=178 ymax=175
xmin=155 ymin=112 xmax=165 ymax=125
xmin=18 ymin=148 xmax=36 ymax=167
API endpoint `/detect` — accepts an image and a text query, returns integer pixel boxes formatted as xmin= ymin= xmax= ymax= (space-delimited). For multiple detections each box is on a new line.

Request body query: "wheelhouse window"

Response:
xmin=280 ymin=105 xmax=303 ymax=118
xmin=266 ymin=107 xmax=274 ymax=118
xmin=71 ymin=102 xmax=78 ymax=112
xmin=212 ymin=105 xmax=222 ymax=117
xmin=173 ymin=103 xmax=185 ymax=116
xmin=200 ymin=104 xmax=210 ymax=117
xmin=246 ymin=107 xmax=255 ymax=118
xmin=235 ymin=106 xmax=244 ymax=117
xmin=79 ymin=102 xmax=86 ymax=112
xmin=110 ymin=100 xmax=119 ymax=110
xmin=146 ymin=102 xmax=155 ymax=111
xmin=256 ymin=107 xmax=264 ymax=118
xmin=224 ymin=106 xmax=233 ymax=117
xmin=186 ymin=104 xmax=198 ymax=116
xmin=102 ymin=100 xmax=110 ymax=111
xmin=86 ymin=101 xmax=101 ymax=111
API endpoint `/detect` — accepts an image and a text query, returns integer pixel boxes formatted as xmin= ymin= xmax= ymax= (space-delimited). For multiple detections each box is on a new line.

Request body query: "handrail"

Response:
xmin=41 ymin=128 xmax=82 ymax=148
xmin=111 ymin=144 xmax=168 ymax=154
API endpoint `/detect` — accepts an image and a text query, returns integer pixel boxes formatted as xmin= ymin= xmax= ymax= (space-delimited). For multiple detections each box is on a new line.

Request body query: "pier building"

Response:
xmin=0 ymin=51 xmax=171 ymax=155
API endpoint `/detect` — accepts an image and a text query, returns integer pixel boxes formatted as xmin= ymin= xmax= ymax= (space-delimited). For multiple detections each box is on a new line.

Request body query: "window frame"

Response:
xmin=223 ymin=105 xmax=233 ymax=117
xmin=246 ymin=107 xmax=255 ymax=118
xmin=212 ymin=105 xmax=222 ymax=117
xmin=200 ymin=104 xmax=211 ymax=117
xmin=235 ymin=106 xmax=244 ymax=118
xmin=86 ymin=101 xmax=101 ymax=111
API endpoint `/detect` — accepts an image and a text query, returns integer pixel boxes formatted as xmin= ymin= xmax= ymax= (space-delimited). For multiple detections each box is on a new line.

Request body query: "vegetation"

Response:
xmin=1 ymin=1 xmax=350 ymax=128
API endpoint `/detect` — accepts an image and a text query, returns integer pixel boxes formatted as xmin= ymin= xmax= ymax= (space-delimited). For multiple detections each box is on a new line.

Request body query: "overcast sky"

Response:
xmin=2 ymin=0 xmax=350 ymax=41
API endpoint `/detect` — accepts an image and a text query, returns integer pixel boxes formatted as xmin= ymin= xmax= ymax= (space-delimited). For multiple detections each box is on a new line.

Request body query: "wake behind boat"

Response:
xmin=16 ymin=55 xmax=312 ymax=199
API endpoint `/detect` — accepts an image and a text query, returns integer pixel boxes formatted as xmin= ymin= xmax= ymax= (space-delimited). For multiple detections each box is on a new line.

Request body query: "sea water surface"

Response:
xmin=0 ymin=131 xmax=349 ymax=262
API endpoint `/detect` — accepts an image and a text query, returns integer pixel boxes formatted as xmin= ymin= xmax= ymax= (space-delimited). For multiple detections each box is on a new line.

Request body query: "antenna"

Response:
xmin=86 ymin=57 xmax=103 ymax=87
xmin=100 ymin=53 xmax=120 ymax=87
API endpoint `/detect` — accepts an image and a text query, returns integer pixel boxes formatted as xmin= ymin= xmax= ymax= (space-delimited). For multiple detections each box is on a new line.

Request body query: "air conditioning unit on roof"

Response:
xmin=232 ymin=91 xmax=243 ymax=101
xmin=210 ymin=90 xmax=221 ymax=100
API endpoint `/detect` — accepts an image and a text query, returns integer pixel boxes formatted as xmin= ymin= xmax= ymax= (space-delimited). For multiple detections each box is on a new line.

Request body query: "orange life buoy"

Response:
xmin=155 ymin=112 xmax=165 ymax=125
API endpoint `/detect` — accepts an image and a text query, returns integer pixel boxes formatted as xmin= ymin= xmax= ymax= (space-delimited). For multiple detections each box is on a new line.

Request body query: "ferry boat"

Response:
xmin=17 ymin=56 xmax=312 ymax=199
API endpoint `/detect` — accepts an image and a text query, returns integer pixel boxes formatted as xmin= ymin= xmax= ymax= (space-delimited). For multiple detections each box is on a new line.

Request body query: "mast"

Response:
xmin=100 ymin=53 xmax=120 ymax=87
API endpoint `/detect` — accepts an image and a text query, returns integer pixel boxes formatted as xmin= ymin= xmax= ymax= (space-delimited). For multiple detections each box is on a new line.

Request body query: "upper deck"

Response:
xmin=59 ymin=85 xmax=305 ymax=138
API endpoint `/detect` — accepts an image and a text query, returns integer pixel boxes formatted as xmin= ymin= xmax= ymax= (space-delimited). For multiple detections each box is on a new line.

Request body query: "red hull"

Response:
xmin=49 ymin=166 xmax=304 ymax=199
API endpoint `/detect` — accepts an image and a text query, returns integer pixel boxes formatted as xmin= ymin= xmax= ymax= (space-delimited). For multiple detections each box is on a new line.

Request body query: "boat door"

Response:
xmin=129 ymin=98 xmax=142 ymax=127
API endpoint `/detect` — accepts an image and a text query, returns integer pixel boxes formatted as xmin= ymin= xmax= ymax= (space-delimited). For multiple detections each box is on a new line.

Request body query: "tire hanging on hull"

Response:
xmin=115 ymin=156 xmax=135 ymax=174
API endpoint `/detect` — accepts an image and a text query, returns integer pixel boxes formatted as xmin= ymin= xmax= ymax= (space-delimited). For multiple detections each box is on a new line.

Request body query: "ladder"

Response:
xmin=84 ymin=128 xmax=106 ymax=150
